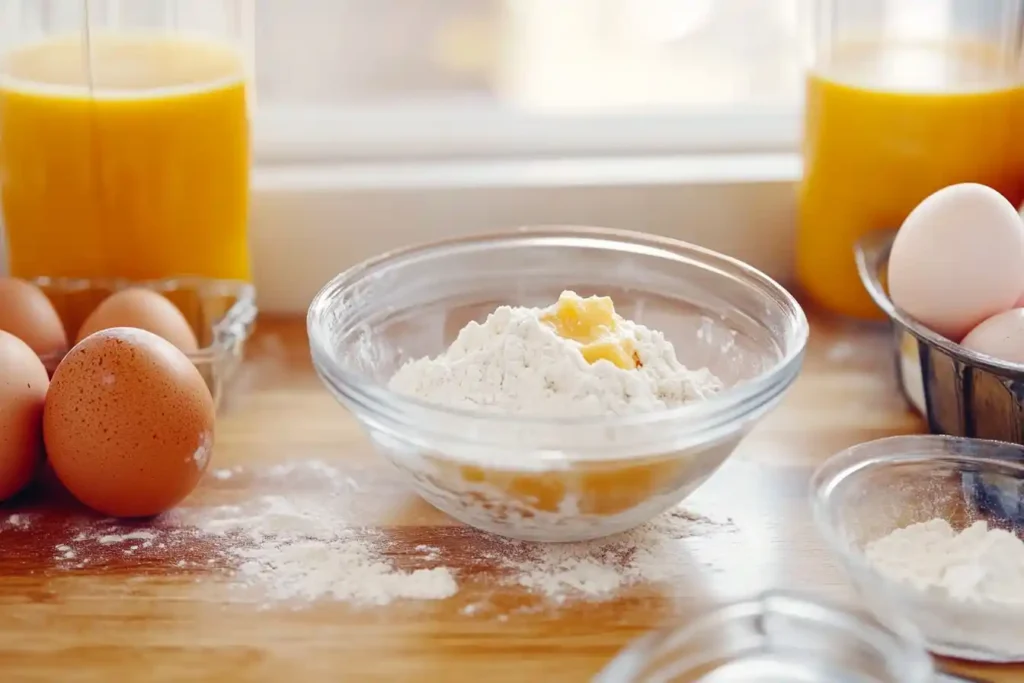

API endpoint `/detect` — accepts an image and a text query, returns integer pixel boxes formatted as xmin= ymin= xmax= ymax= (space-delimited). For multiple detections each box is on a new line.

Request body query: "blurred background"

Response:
xmin=253 ymin=0 xmax=805 ymax=161
xmin=0 ymin=0 xmax=991 ymax=312
xmin=246 ymin=0 xmax=811 ymax=311
xmin=256 ymin=0 xmax=801 ymax=110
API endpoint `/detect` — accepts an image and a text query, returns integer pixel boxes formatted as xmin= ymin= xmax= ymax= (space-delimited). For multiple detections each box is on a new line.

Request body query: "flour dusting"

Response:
xmin=3 ymin=513 xmax=32 ymax=529
xmin=3 ymin=460 xmax=733 ymax=611
xmin=498 ymin=508 xmax=734 ymax=602
xmin=388 ymin=293 xmax=722 ymax=417
xmin=192 ymin=494 xmax=458 ymax=605
xmin=97 ymin=530 xmax=155 ymax=545
xmin=865 ymin=518 xmax=1024 ymax=605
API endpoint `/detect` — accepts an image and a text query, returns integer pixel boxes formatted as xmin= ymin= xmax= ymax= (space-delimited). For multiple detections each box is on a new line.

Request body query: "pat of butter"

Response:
xmin=540 ymin=291 xmax=639 ymax=369
xmin=579 ymin=338 xmax=638 ymax=369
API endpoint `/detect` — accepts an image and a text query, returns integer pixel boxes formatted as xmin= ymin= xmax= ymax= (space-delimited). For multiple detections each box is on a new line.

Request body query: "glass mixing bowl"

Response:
xmin=811 ymin=435 xmax=1024 ymax=663
xmin=308 ymin=226 xmax=808 ymax=542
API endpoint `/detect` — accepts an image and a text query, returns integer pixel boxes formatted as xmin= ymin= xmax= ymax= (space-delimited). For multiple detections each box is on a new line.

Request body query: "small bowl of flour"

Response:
xmin=812 ymin=434 xmax=1024 ymax=663
xmin=308 ymin=226 xmax=808 ymax=542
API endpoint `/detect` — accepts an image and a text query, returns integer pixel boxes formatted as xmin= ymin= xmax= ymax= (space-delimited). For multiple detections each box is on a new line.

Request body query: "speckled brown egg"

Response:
xmin=0 ymin=277 xmax=68 ymax=360
xmin=43 ymin=327 xmax=215 ymax=517
xmin=0 ymin=330 xmax=49 ymax=500
xmin=76 ymin=288 xmax=199 ymax=352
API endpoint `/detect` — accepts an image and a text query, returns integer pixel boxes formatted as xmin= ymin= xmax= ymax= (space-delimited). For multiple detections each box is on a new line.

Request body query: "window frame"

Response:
xmin=246 ymin=98 xmax=805 ymax=314
xmin=248 ymin=147 xmax=802 ymax=313
xmin=253 ymin=102 xmax=801 ymax=164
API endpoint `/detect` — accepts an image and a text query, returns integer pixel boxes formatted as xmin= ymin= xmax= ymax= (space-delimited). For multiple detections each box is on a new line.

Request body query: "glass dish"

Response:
xmin=307 ymin=225 xmax=808 ymax=542
xmin=811 ymin=434 xmax=1024 ymax=663
xmin=594 ymin=590 xmax=935 ymax=683
xmin=32 ymin=276 xmax=256 ymax=412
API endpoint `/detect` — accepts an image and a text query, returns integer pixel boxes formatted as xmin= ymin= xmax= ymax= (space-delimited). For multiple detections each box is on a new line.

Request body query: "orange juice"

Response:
xmin=796 ymin=42 xmax=1024 ymax=319
xmin=0 ymin=34 xmax=251 ymax=280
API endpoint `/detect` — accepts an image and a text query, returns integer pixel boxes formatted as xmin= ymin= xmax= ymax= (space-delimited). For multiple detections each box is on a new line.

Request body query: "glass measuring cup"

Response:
xmin=0 ymin=0 xmax=255 ymax=282
xmin=794 ymin=0 xmax=1024 ymax=320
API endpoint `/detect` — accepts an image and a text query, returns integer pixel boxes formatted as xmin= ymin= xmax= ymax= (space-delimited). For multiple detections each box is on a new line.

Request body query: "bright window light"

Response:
xmin=252 ymin=0 xmax=803 ymax=161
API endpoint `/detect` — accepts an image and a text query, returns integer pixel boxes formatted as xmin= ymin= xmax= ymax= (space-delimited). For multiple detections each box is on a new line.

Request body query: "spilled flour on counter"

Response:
xmin=193 ymin=495 xmax=458 ymax=605
xmin=2 ymin=513 xmax=33 ymax=530
xmin=32 ymin=493 xmax=458 ymax=606
xmin=179 ymin=494 xmax=730 ymax=607
xmin=9 ymin=460 xmax=734 ymax=610
xmin=498 ymin=508 xmax=734 ymax=602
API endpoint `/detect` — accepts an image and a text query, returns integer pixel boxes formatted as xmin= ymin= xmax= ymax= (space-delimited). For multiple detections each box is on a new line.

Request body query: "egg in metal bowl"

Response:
xmin=856 ymin=230 xmax=1024 ymax=446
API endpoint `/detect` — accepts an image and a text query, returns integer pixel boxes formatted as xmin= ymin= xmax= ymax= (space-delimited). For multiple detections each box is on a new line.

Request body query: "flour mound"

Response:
xmin=388 ymin=296 xmax=722 ymax=417
xmin=865 ymin=518 xmax=1024 ymax=606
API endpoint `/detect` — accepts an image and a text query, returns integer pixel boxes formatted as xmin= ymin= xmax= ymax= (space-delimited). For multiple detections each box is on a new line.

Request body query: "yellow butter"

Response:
xmin=540 ymin=291 xmax=638 ymax=370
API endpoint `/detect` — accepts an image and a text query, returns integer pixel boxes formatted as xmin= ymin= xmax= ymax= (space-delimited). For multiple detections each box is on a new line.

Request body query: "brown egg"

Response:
xmin=44 ymin=327 xmax=215 ymax=517
xmin=0 ymin=330 xmax=49 ymax=500
xmin=76 ymin=288 xmax=199 ymax=352
xmin=0 ymin=277 xmax=68 ymax=360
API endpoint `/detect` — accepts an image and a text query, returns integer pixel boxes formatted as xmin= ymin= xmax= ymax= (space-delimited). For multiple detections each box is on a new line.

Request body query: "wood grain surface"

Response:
xmin=0 ymin=311 xmax=1021 ymax=682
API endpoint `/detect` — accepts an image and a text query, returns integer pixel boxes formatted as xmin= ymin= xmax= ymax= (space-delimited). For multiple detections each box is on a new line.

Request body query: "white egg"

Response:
xmin=888 ymin=183 xmax=1024 ymax=342
xmin=961 ymin=308 xmax=1024 ymax=364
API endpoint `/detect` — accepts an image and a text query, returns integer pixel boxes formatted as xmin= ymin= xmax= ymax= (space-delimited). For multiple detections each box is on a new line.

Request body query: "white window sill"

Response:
xmin=250 ymin=152 xmax=801 ymax=313
xmin=253 ymin=104 xmax=800 ymax=163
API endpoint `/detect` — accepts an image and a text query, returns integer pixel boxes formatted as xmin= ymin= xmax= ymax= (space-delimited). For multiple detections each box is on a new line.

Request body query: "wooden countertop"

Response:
xmin=0 ymin=312 xmax=1019 ymax=682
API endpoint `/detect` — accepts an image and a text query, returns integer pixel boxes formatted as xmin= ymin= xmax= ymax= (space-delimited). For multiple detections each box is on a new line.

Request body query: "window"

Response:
xmin=250 ymin=0 xmax=806 ymax=312
xmin=254 ymin=0 xmax=803 ymax=161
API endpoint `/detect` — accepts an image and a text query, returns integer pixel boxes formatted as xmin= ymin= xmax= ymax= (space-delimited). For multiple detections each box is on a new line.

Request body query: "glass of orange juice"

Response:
xmin=796 ymin=0 xmax=1024 ymax=320
xmin=0 ymin=0 xmax=254 ymax=281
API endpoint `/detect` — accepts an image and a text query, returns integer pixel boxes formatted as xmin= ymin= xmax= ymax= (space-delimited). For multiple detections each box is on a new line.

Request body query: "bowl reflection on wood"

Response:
xmin=856 ymin=231 xmax=1024 ymax=445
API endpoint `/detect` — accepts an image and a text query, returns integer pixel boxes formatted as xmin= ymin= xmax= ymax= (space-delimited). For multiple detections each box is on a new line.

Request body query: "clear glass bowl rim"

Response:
xmin=593 ymin=589 xmax=934 ymax=682
xmin=810 ymin=433 xmax=1024 ymax=616
xmin=306 ymin=225 xmax=809 ymax=431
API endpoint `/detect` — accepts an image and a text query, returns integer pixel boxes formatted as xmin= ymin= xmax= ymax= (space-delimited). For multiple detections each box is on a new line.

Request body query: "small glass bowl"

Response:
xmin=811 ymin=434 xmax=1024 ymax=663
xmin=31 ymin=276 xmax=256 ymax=411
xmin=308 ymin=226 xmax=807 ymax=542
xmin=594 ymin=590 xmax=935 ymax=682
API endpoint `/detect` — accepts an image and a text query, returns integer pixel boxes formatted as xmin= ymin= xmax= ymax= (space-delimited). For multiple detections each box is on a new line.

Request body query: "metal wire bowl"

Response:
xmin=855 ymin=230 xmax=1024 ymax=444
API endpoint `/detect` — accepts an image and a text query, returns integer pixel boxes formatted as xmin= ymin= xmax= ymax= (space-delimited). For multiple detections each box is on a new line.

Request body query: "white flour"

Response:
xmin=3 ymin=461 xmax=733 ymax=611
xmin=2 ymin=513 xmax=32 ymax=529
xmin=20 ymin=491 xmax=457 ymax=607
xmin=388 ymin=294 xmax=722 ymax=417
xmin=499 ymin=507 xmax=734 ymax=602
xmin=194 ymin=494 xmax=458 ymax=605
xmin=864 ymin=518 xmax=1024 ymax=605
